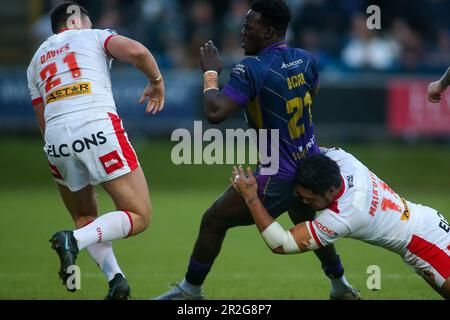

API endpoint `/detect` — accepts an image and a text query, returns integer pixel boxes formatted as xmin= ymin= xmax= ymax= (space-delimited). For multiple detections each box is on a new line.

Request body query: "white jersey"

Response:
xmin=27 ymin=28 xmax=118 ymax=123
xmin=309 ymin=148 xmax=450 ymax=286
xmin=309 ymin=148 xmax=418 ymax=254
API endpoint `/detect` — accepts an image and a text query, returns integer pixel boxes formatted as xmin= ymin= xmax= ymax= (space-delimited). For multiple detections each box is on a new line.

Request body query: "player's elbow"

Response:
xmin=270 ymin=246 xmax=286 ymax=255
xmin=130 ymin=44 xmax=149 ymax=62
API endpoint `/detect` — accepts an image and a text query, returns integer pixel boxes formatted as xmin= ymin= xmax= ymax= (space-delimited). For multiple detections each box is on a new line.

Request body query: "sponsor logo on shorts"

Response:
xmin=46 ymin=131 xmax=107 ymax=158
xmin=314 ymin=220 xmax=338 ymax=237
xmin=99 ymin=150 xmax=124 ymax=174
xmin=96 ymin=227 xmax=103 ymax=242
xmin=45 ymin=82 xmax=91 ymax=104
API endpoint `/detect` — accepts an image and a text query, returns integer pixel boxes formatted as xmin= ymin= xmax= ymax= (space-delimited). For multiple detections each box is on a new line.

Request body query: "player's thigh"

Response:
xmin=101 ymin=166 xmax=151 ymax=217
xmin=204 ymin=185 xmax=254 ymax=229
xmin=57 ymin=183 xmax=98 ymax=226
xmin=258 ymin=175 xmax=297 ymax=219
xmin=441 ymin=278 xmax=450 ymax=300
xmin=422 ymin=275 xmax=450 ymax=300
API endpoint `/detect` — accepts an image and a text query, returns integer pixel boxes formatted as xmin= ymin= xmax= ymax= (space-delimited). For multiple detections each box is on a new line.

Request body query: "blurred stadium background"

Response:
xmin=0 ymin=0 xmax=449 ymax=299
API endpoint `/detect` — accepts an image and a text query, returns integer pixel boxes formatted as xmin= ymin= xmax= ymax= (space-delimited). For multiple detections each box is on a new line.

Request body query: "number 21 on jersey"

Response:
xmin=286 ymin=92 xmax=312 ymax=140
xmin=40 ymin=52 xmax=81 ymax=93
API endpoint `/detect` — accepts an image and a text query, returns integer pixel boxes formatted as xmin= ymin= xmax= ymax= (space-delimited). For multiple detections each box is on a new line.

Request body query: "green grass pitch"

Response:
xmin=0 ymin=136 xmax=449 ymax=299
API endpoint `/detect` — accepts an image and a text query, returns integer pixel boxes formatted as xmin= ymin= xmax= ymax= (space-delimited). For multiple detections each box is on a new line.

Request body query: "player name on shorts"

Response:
xmin=46 ymin=82 xmax=92 ymax=104
xmin=171 ymin=121 xmax=280 ymax=175
xmin=46 ymin=131 xmax=107 ymax=157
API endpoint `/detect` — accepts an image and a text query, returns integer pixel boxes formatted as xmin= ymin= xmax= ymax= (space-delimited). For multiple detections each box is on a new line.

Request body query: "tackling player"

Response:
xmin=428 ymin=66 xmax=450 ymax=103
xmin=155 ymin=0 xmax=359 ymax=300
xmin=26 ymin=2 xmax=165 ymax=299
xmin=232 ymin=148 xmax=450 ymax=300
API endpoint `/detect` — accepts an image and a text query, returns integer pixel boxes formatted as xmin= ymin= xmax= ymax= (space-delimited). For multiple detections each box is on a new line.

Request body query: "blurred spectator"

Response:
xmin=22 ymin=0 xmax=450 ymax=74
xmin=183 ymin=0 xmax=217 ymax=68
xmin=297 ymin=28 xmax=341 ymax=71
xmin=30 ymin=0 xmax=63 ymax=49
xmin=391 ymin=18 xmax=428 ymax=73
xmin=292 ymin=0 xmax=349 ymax=56
xmin=220 ymin=0 xmax=249 ymax=67
xmin=341 ymin=14 xmax=400 ymax=71
xmin=426 ymin=29 xmax=450 ymax=72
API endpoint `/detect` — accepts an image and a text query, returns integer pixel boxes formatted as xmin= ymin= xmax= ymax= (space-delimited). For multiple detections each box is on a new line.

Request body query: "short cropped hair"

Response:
xmin=295 ymin=154 xmax=342 ymax=195
xmin=251 ymin=0 xmax=292 ymax=35
xmin=50 ymin=1 xmax=89 ymax=34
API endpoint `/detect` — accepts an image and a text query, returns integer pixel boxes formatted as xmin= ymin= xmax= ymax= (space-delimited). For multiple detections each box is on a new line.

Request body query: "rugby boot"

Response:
xmin=105 ymin=273 xmax=131 ymax=300
xmin=49 ymin=230 xmax=79 ymax=292
xmin=330 ymin=285 xmax=361 ymax=300
xmin=153 ymin=282 xmax=205 ymax=300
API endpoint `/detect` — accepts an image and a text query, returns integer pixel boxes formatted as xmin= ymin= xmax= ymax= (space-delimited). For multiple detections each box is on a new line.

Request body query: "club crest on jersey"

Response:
xmin=46 ymin=82 xmax=92 ymax=104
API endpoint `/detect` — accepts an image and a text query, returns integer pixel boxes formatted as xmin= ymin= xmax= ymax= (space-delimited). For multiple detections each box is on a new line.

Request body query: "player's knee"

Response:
xmin=138 ymin=203 xmax=152 ymax=230
xmin=200 ymin=202 xmax=229 ymax=233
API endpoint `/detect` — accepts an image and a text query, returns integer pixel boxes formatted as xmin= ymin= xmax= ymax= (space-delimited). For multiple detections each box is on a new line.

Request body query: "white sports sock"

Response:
xmin=180 ymin=278 xmax=202 ymax=295
xmin=73 ymin=211 xmax=132 ymax=250
xmin=87 ymin=241 xmax=124 ymax=281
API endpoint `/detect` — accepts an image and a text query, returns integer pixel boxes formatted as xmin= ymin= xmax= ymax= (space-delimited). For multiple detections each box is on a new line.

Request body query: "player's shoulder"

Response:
xmin=290 ymin=47 xmax=318 ymax=67
xmin=321 ymin=147 xmax=351 ymax=162
xmin=236 ymin=56 xmax=263 ymax=68
xmin=73 ymin=28 xmax=118 ymax=41
xmin=230 ymin=56 xmax=263 ymax=77
xmin=88 ymin=28 xmax=116 ymax=35
xmin=91 ymin=28 xmax=118 ymax=35
xmin=287 ymin=47 xmax=313 ymax=60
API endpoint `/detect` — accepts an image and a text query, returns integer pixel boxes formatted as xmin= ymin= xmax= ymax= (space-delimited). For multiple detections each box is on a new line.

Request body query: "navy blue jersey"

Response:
xmin=222 ymin=42 xmax=320 ymax=180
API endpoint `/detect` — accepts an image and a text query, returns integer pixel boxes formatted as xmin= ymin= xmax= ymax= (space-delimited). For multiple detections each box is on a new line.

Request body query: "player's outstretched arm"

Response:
xmin=200 ymin=40 xmax=239 ymax=124
xmin=106 ymin=35 xmax=165 ymax=114
xmin=428 ymin=66 xmax=449 ymax=103
xmin=231 ymin=166 xmax=317 ymax=254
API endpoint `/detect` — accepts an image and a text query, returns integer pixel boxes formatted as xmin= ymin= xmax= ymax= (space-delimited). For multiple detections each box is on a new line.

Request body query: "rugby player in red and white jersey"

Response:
xmin=26 ymin=2 xmax=165 ymax=299
xmin=232 ymin=148 xmax=450 ymax=299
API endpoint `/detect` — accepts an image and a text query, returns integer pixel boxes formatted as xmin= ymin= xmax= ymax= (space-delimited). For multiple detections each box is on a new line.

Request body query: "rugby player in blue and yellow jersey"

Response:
xmin=155 ymin=0 xmax=359 ymax=300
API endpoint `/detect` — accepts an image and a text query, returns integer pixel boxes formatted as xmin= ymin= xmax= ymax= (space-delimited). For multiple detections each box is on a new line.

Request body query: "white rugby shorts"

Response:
xmin=402 ymin=201 xmax=450 ymax=287
xmin=44 ymin=111 xmax=140 ymax=191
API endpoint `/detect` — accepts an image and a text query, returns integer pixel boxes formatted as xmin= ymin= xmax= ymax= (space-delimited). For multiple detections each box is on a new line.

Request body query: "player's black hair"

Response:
xmin=251 ymin=0 xmax=292 ymax=35
xmin=50 ymin=1 xmax=89 ymax=34
xmin=295 ymin=154 xmax=342 ymax=195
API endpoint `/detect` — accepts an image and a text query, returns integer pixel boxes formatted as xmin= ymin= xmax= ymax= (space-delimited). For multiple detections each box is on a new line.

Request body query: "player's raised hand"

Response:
xmin=139 ymin=79 xmax=165 ymax=114
xmin=427 ymin=80 xmax=445 ymax=103
xmin=231 ymin=165 xmax=258 ymax=200
xmin=200 ymin=40 xmax=223 ymax=74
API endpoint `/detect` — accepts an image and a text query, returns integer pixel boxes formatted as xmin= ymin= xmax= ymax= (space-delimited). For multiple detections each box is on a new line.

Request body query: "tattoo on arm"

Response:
xmin=441 ymin=67 xmax=450 ymax=87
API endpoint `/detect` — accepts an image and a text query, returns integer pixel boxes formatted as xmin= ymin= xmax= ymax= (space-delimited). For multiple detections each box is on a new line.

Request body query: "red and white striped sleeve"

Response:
xmin=93 ymin=29 xmax=118 ymax=58
xmin=308 ymin=209 xmax=352 ymax=247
